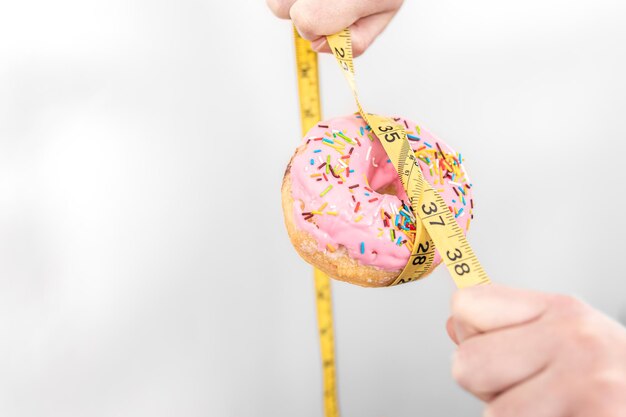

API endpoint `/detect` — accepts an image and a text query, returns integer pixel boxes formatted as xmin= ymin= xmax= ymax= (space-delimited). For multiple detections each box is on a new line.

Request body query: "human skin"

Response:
xmin=266 ymin=0 xmax=404 ymax=56
xmin=268 ymin=3 xmax=626 ymax=415
xmin=448 ymin=285 xmax=626 ymax=417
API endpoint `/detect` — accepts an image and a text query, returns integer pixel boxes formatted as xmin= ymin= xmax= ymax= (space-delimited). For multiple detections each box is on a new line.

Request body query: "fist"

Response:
xmin=448 ymin=285 xmax=626 ymax=417
xmin=266 ymin=0 xmax=404 ymax=56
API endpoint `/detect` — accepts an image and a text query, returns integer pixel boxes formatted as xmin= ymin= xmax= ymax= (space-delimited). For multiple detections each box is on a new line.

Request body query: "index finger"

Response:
xmin=290 ymin=0 xmax=401 ymax=41
xmin=266 ymin=0 xmax=297 ymax=19
xmin=450 ymin=284 xmax=550 ymax=343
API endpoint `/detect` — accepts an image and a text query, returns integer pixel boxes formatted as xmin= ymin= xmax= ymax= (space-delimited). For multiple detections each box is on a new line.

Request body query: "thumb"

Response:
xmin=291 ymin=0 xmax=401 ymax=57
xmin=450 ymin=284 xmax=550 ymax=342
xmin=311 ymin=10 xmax=398 ymax=57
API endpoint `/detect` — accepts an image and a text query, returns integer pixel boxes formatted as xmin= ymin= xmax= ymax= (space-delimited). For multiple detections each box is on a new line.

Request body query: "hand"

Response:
xmin=266 ymin=0 xmax=403 ymax=57
xmin=448 ymin=284 xmax=626 ymax=417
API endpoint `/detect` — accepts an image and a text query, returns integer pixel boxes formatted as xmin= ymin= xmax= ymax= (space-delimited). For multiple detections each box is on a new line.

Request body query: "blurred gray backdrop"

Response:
xmin=1 ymin=0 xmax=625 ymax=416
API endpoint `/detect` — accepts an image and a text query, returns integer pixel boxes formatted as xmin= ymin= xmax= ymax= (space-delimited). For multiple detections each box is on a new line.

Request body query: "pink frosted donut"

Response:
xmin=281 ymin=114 xmax=474 ymax=287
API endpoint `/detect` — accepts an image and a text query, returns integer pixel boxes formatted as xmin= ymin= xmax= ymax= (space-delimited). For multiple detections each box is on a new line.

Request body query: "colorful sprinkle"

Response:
xmin=299 ymin=115 xmax=475 ymax=260
xmin=336 ymin=131 xmax=354 ymax=144
xmin=320 ymin=185 xmax=332 ymax=197
xmin=400 ymin=209 xmax=413 ymax=219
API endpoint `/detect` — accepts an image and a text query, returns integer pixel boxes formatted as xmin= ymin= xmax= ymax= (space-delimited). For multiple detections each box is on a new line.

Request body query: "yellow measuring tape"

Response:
xmin=325 ymin=29 xmax=491 ymax=289
xmin=294 ymin=28 xmax=341 ymax=417
xmin=293 ymin=27 xmax=491 ymax=417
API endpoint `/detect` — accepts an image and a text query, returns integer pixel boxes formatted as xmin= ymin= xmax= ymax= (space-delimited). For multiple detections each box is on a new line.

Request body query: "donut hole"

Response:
xmin=374 ymin=182 xmax=398 ymax=196
xmin=367 ymin=163 xmax=404 ymax=198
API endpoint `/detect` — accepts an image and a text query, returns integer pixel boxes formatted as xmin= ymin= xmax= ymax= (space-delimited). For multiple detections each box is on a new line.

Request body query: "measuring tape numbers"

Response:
xmin=291 ymin=26 xmax=491 ymax=417
xmin=294 ymin=27 xmax=341 ymax=417
xmin=325 ymin=29 xmax=490 ymax=289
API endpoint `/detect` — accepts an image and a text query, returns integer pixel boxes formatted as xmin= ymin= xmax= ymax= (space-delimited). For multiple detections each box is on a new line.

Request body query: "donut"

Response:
xmin=282 ymin=114 xmax=474 ymax=287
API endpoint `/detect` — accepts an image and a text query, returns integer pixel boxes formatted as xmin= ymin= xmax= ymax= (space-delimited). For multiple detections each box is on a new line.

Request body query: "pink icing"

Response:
xmin=290 ymin=114 xmax=474 ymax=272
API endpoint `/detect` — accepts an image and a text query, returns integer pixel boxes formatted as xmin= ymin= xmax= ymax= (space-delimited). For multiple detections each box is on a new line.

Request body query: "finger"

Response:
xmin=310 ymin=37 xmax=328 ymax=53
xmin=311 ymin=10 xmax=397 ymax=57
xmin=290 ymin=0 xmax=402 ymax=41
xmin=449 ymin=315 xmax=481 ymax=343
xmin=349 ymin=10 xmax=398 ymax=57
xmin=484 ymin=369 xmax=569 ymax=417
xmin=452 ymin=319 xmax=555 ymax=397
xmin=450 ymin=284 xmax=550 ymax=342
xmin=446 ymin=316 xmax=459 ymax=345
xmin=267 ymin=0 xmax=297 ymax=19
xmin=266 ymin=0 xmax=297 ymax=19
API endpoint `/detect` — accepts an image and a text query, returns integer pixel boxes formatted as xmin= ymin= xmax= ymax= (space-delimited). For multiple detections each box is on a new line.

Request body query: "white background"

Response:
xmin=1 ymin=0 xmax=625 ymax=416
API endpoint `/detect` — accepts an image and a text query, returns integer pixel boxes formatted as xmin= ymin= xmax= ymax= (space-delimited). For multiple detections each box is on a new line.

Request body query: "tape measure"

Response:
xmin=292 ymin=27 xmax=491 ymax=417
xmin=294 ymin=27 xmax=341 ymax=417
xmin=325 ymin=29 xmax=491 ymax=288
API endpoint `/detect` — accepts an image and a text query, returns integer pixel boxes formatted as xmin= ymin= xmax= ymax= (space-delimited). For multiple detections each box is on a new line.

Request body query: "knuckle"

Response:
xmin=548 ymin=296 xmax=606 ymax=353
xmin=568 ymin=316 xmax=608 ymax=355
xmin=550 ymin=294 xmax=587 ymax=316
xmin=290 ymin=1 xmax=319 ymax=38
xmin=266 ymin=0 xmax=292 ymax=18
xmin=351 ymin=36 xmax=370 ymax=57
xmin=450 ymin=290 xmax=468 ymax=316
xmin=450 ymin=288 xmax=479 ymax=321
xmin=590 ymin=370 xmax=626 ymax=406
xmin=451 ymin=345 xmax=474 ymax=389
xmin=574 ymin=328 xmax=601 ymax=352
